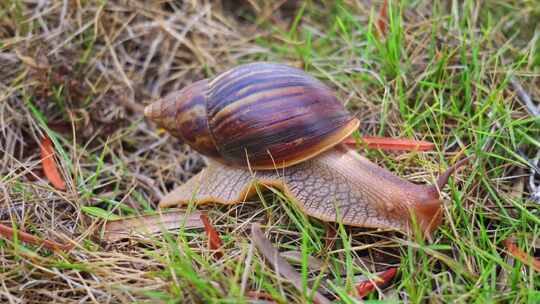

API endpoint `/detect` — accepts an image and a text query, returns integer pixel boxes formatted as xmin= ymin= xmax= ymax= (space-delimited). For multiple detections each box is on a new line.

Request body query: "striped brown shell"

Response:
xmin=144 ymin=62 xmax=360 ymax=169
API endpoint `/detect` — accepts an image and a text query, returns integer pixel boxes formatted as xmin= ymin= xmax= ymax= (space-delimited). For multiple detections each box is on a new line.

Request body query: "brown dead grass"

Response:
xmin=1 ymin=0 xmax=539 ymax=303
xmin=0 ymin=1 xmax=269 ymax=302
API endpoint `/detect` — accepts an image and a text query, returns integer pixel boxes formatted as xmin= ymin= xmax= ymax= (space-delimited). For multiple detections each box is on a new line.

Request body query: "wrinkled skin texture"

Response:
xmin=160 ymin=145 xmax=442 ymax=234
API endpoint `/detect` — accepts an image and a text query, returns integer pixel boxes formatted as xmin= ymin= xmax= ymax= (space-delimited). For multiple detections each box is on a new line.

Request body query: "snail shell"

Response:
xmin=144 ymin=62 xmax=359 ymax=169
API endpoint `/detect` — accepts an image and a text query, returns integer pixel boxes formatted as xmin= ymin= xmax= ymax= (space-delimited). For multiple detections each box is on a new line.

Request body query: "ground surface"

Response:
xmin=1 ymin=1 xmax=539 ymax=303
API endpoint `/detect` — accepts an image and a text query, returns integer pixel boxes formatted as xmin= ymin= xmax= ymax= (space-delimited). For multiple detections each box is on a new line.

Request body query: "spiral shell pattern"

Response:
xmin=145 ymin=62 xmax=359 ymax=170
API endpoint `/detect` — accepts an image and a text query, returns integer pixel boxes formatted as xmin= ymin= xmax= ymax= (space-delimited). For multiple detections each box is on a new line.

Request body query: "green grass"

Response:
xmin=1 ymin=0 xmax=539 ymax=303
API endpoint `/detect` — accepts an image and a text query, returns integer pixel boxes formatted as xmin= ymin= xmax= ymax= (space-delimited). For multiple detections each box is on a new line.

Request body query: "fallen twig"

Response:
xmin=250 ymin=223 xmax=331 ymax=304
xmin=0 ymin=223 xmax=73 ymax=252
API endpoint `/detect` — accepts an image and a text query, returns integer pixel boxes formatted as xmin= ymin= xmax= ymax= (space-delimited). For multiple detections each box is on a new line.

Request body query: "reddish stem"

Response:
xmin=245 ymin=291 xmax=276 ymax=302
xmin=355 ymin=267 xmax=398 ymax=297
xmin=343 ymin=136 xmax=435 ymax=152
xmin=200 ymin=213 xmax=223 ymax=257
xmin=377 ymin=0 xmax=389 ymax=36
xmin=503 ymin=237 xmax=540 ymax=272
xmin=40 ymin=137 xmax=67 ymax=190
xmin=0 ymin=223 xmax=73 ymax=252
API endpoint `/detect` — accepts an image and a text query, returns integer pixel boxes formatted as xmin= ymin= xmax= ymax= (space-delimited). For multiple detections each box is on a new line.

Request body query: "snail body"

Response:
xmin=159 ymin=146 xmax=444 ymax=232
xmin=145 ymin=62 xmax=461 ymax=234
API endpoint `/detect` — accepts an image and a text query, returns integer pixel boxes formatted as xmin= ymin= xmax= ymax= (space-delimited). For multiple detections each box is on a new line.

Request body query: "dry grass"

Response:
xmin=1 ymin=1 xmax=539 ymax=303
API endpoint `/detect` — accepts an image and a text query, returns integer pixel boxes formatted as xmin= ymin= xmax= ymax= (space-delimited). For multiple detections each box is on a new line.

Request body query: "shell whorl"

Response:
xmin=145 ymin=62 xmax=360 ymax=169
xmin=144 ymin=79 xmax=220 ymax=159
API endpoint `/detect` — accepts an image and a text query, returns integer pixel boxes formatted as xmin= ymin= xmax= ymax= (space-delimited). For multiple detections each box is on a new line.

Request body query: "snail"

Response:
xmin=144 ymin=62 xmax=466 ymax=234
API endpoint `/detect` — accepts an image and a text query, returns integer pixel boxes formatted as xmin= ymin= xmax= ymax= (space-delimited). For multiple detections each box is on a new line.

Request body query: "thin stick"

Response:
xmin=509 ymin=76 xmax=540 ymax=117
xmin=0 ymin=223 xmax=73 ymax=252
xmin=355 ymin=267 xmax=398 ymax=298
xmin=343 ymin=136 xmax=435 ymax=152
xmin=251 ymin=224 xmax=331 ymax=304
